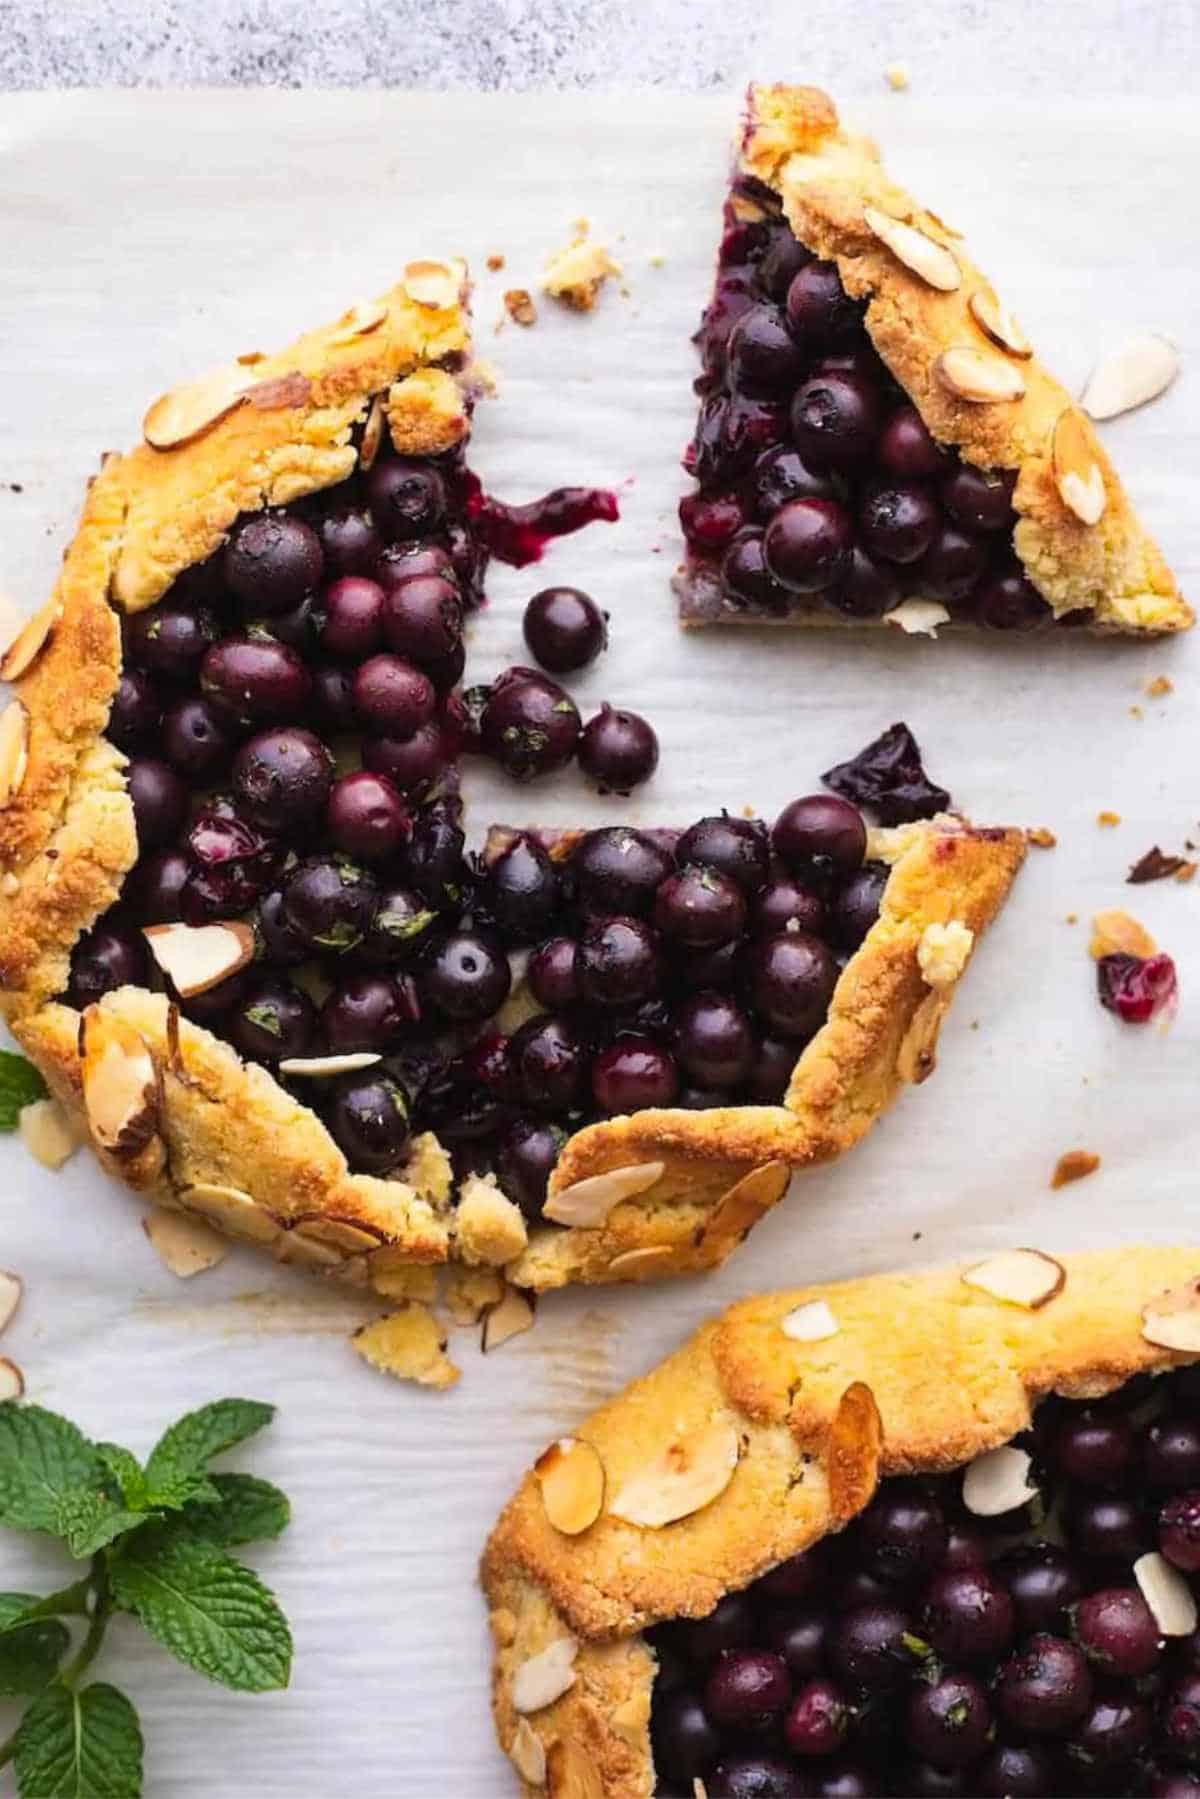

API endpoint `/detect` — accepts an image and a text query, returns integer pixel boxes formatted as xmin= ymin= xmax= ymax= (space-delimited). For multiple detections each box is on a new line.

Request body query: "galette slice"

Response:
xmin=677 ymin=83 xmax=1191 ymax=637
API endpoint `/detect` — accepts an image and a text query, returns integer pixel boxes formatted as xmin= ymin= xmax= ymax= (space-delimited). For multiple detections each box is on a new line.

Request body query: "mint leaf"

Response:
xmin=183 ymin=1474 xmax=290 ymax=1548
xmin=0 ymin=1405 xmax=102 ymax=1537
xmin=14 ymin=1681 xmax=143 ymax=1798
xmin=109 ymin=1525 xmax=291 ymax=1692
xmin=144 ymin=1400 xmax=274 ymax=1501
xmin=0 ymin=1050 xmax=47 ymax=1131
xmin=95 ymin=1446 xmax=147 ymax=1511
xmin=54 ymin=1489 xmax=149 ymax=1560
xmin=0 ymin=1619 xmax=69 ymax=1697
xmin=0 ymin=1593 xmax=45 ymax=1630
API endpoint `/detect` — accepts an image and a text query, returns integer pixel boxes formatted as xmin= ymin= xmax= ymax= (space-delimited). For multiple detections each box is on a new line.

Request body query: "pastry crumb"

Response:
xmin=1051 ymin=1149 xmax=1101 ymax=1190
xmin=503 ymin=288 xmax=537 ymax=328
xmin=1177 ymin=861 xmax=1198 ymax=883
xmin=486 ymin=252 xmax=505 ymax=272
xmin=443 ymin=1264 xmax=505 ymax=1327
xmin=1097 ymin=810 xmax=1122 ymax=828
xmin=648 ymin=251 xmax=666 ymax=268
xmin=1128 ymin=845 xmax=1189 ymax=885
xmin=352 ymin=1302 xmax=460 ymax=1390
xmin=1065 ymin=912 xmax=1078 ymax=924
xmin=1129 ymin=705 xmax=1144 ymax=719
xmin=1147 ymin=674 xmax=1174 ymax=698
xmin=142 ymin=1209 xmax=229 ymax=1279
xmin=1090 ymin=908 xmax=1156 ymax=960
xmin=1026 ymin=826 xmax=1057 ymax=849
xmin=884 ymin=62 xmax=911 ymax=90
xmin=542 ymin=227 xmax=622 ymax=312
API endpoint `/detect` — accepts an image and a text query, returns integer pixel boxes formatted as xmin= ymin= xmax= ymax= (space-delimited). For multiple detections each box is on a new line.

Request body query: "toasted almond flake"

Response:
xmin=918 ymin=920 xmax=974 ymax=987
xmin=331 ymin=298 xmax=389 ymax=344
xmin=863 ymin=207 xmax=960 ymax=291
xmin=274 ymin=1229 xmax=342 ymax=1269
xmin=609 ymin=1420 xmax=739 ymax=1528
xmin=1026 ymin=826 xmax=1057 ymax=849
xmin=277 ymin=1051 xmax=382 ymax=1078
xmin=143 ymin=364 xmax=249 ymax=450
xmin=1090 ymin=908 xmax=1156 ymax=960
xmin=481 ymin=1284 xmax=536 ymax=1354
xmin=1136 ymin=1550 xmax=1198 ymax=1635
xmin=142 ymin=1209 xmax=229 ymax=1278
xmin=79 ymin=1007 xmax=159 ymax=1156
xmin=935 ymin=347 xmax=1026 ymax=404
xmin=246 ymin=371 xmax=312 ymax=412
xmin=1142 ymin=1280 xmax=1200 ymax=1353
xmin=826 ymin=1381 xmax=883 ymax=1522
xmin=179 ymin=1181 xmax=278 ymax=1244
xmin=508 ymin=1717 xmax=546 ymax=1786
xmin=1082 ymin=332 xmax=1179 ymax=421
xmin=963 ymin=1443 xmax=1037 ymax=1516
xmin=143 ymin=920 xmax=254 ymax=998
xmin=358 ymin=395 xmax=385 ymax=471
xmin=606 ymin=1245 xmax=674 ymax=1279
xmin=962 ymin=1248 xmax=1066 ymax=1310
xmin=0 ymin=1271 xmax=22 ymax=1336
xmin=0 ymin=1358 xmax=24 ymax=1401
xmin=885 ymin=599 xmax=950 ymax=637
xmin=504 ymin=288 xmax=538 ymax=327
xmin=0 ymin=599 xmax=62 ymax=683
xmin=544 ymin=1739 xmax=603 ymax=1799
xmin=402 ymin=259 xmax=462 ymax=311
xmin=288 ymin=1214 xmax=387 ymax=1253
xmin=543 ymin=1160 xmax=665 ymax=1228
xmin=0 ymin=700 xmax=30 ymax=806
xmin=511 ymin=1637 xmax=579 ymax=1715
xmin=781 ymin=1298 xmax=840 ymax=1342
xmin=18 ymin=1098 xmax=79 ymax=1171
xmin=442 ymin=1265 xmax=504 ymax=1325
xmin=1051 ymin=1149 xmax=1101 ymax=1190
xmin=968 ymin=288 xmax=1033 ymax=358
xmin=535 ymin=1438 xmax=606 ymax=1536
xmin=1052 ymin=408 xmax=1106 ymax=525
xmin=353 ymin=1302 xmax=460 ymax=1390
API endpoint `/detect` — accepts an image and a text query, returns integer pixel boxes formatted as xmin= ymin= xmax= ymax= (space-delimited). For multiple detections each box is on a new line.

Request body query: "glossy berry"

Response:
xmin=182 ymin=967 xmax=251 ymax=1026
xmin=511 ymin=1014 xmax=587 ymax=1114
xmin=255 ymin=888 xmax=309 ymax=967
xmin=759 ymin=229 xmax=812 ymax=302
xmin=783 ymin=1677 xmax=848 ymax=1758
xmin=362 ymin=885 xmax=439 ymax=964
xmin=830 ymin=1602 xmax=914 ymax=1694
xmin=380 ymin=576 xmax=463 ymax=675
xmin=326 ymin=1074 xmax=411 ymax=1174
xmin=125 ymin=601 xmax=218 ymax=680
xmin=232 ymin=727 xmax=334 ymax=830
xmin=651 ymin=1688 xmax=721 ymax=1788
xmin=592 ymin=1037 xmax=679 ymax=1114
xmin=721 ymin=533 xmax=792 ymax=613
xmin=755 ymin=871 xmax=825 ymax=938
xmin=311 ymin=664 xmax=357 ymax=733
xmin=1053 ymin=1409 xmax=1135 ymax=1488
xmin=107 ymin=669 xmax=161 ymax=751
xmin=1066 ymin=1492 xmax=1148 ymax=1562
xmin=126 ymin=756 xmax=188 ymax=849
xmin=478 ymin=667 xmax=581 ymax=780
xmin=578 ymin=706 xmax=659 ymax=794
xmin=1162 ymin=1673 xmax=1200 ymax=1766
xmin=996 ymin=1544 xmax=1082 ymax=1635
xmin=709 ymin=1755 xmax=806 ymax=1799
xmin=974 ymin=569 xmax=1050 ymax=631
xmin=224 ymin=512 xmax=322 ymax=613
xmin=497 ymin=1118 xmax=565 ymax=1222
xmin=375 ymin=540 xmax=456 ymax=591
xmin=522 ymin=587 xmax=607 ymax=673
xmin=423 ymin=929 xmax=511 ymax=1023
xmin=941 ymin=464 xmax=1016 ymax=534
xmin=995 ymin=1633 xmax=1092 ymax=1736
xmin=365 ymin=458 xmax=447 ymax=540
xmin=572 ymin=828 xmax=674 ymax=917
xmin=727 ymin=304 xmax=803 ymax=395
xmin=654 ymin=865 xmax=747 ymax=950
xmin=859 ymin=482 xmax=940 ymax=565
xmin=320 ymin=973 xmax=416 ymax=1054
xmin=857 ymin=1480 xmax=947 ymax=1586
xmin=482 ymin=835 xmax=561 ymax=945
xmin=790 ymin=373 xmax=882 ymax=473
xmin=677 ymin=816 xmax=770 ymax=897
xmin=905 ymin=1673 xmax=991 ymax=1769
xmin=325 ymin=770 xmax=412 ymax=862
xmin=679 ymin=491 xmax=747 ymax=552
xmin=66 ymin=920 xmax=148 ymax=1007
xmin=283 ymin=856 xmax=379 ymax=954
xmin=319 ymin=575 xmax=385 ymax=661
xmin=911 ymin=524 xmax=989 ymax=605
xmin=200 ymin=636 xmax=312 ymax=725
xmin=528 ymin=937 xmax=581 ymax=1010
xmin=828 ymin=864 xmax=888 ymax=952
xmin=773 ymin=795 xmax=866 ymax=880
xmin=830 ymin=547 xmax=900 ymax=620
xmin=1072 ymin=1585 xmax=1161 ymax=1677
xmin=161 ymin=696 xmax=232 ymax=778
xmin=363 ymin=723 xmax=447 ymax=799
xmin=675 ymin=992 xmax=755 ymax=1089
xmin=878 ymin=406 xmax=951 ymax=480
xmin=785 ymin=260 xmax=860 ymax=349
xmin=705 ymin=1649 xmax=791 ymax=1732
xmin=227 ymin=976 xmax=316 ymax=1064
xmin=769 ymin=1607 xmax=829 ymax=1680
xmin=400 ymin=810 xmax=469 ymax=909
xmin=578 ymin=916 xmax=662 ymax=1009
xmin=130 ymin=848 xmax=190 ymax=923
xmin=749 ymin=932 xmax=837 ymax=1040
xmin=315 ymin=505 xmax=382 ymax=578
xmin=763 ymin=498 xmax=854 ymax=593
xmin=745 ymin=445 xmax=835 ymax=520
xmin=1160 ymin=1490 xmax=1200 ymax=1572
xmin=351 ymin=654 xmax=435 ymax=739
xmin=922 ymin=1566 xmax=1014 ymax=1665
xmin=1144 ymin=1415 xmax=1200 ymax=1491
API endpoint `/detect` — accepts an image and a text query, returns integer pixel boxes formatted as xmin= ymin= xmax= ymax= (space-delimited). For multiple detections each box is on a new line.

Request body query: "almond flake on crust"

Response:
xmin=18 ymin=1097 xmax=79 ymax=1171
xmin=508 ymin=1717 xmax=547 ymax=1786
xmin=1135 ymin=1550 xmax=1197 ymax=1636
xmin=0 ymin=699 xmax=30 ymax=807
xmin=935 ymin=347 xmax=1026 ymax=404
xmin=0 ymin=1358 xmax=24 ymax=1401
xmin=179 ymin=1181 xmax=279 ymax=1245
xmin=535 ymin=1438 xmax=606 ymax=1537
xmin=330 ymin=298 xmax=389 ymax=345
xmin=1082 ymin=333 xmax=1179 ymax=421
xmin=142 ymin=920 xmax=255 ymax=998
xmin=276 ymin=1051 xmax=382 ymax=1078
xmin=401 ymin=258 xmax=463 ymax=311
xmin=79 ymin=1007 xmax=160 ymax=1157
xmin=543 ymin=1160 xmax=665 ymax=1228
xmin=968 ymin=288 xmax=1032 ymax=358
xmin=358 ymin=395 xmax=385 ymax=471
xmin=1142 ymin=1280 xmax=1200 ymax=1353
xmin=606 ymin=1246 xmax=675 ymax=1280
xmin=0 ymin=1271 xmax=22 ymax=1336
xmin=917 ymin=920 xmax=974 ymax=987
xmin=608 ymin=1420 xmax=739 ymax=1528
xmin=544 ymin=1739 xmax=604 ymax=1798
xmin=885 ymin=599 xmax=950 ymax=636
xmin=142 ymin=363 xmax=250 ymax=450
xmin=862 ymin=208 xmax=960 ymax=292
xmin=143 ymin=1209 xmax=229 ymax=1278
xmin=542 ymin=232 xmax=622 ymax=312
xmin=781 ymin=1298 xmax=840 ymax=1342
xmin=1090 ymin=908 xmax=1156 ymax=960
xmin=1052 ymin=408 xmax=1106 ymax=525
xmin=443 ymin=1264 xmax=504 ymax=1325
xmin=962 ymin=1443 xmax=1037 ymax=1516
xmin=1050 ymin=1149 xmax=1101 ymax=1190
xmin=0 ymin=599 xmax=62 ymax=683
xmin=826 ymin=1381 xmax=883 ymax=1522
xmin=481 ymin=1284 xmax=536 ymax=1354
xmin=352 ymin=1302 xmax=460 ymax=1390
xmin=961 ymin=1248 xmax=1066 ymax=1310
xmin=512 ymin=1636 xmax=580 ymax=1714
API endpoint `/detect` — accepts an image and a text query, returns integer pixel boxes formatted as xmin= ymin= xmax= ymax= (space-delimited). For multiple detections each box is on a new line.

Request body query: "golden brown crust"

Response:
xmin=722 ymin=84 xmax=1190 ymax=636
xmin=483 ymin=1245 xmax=1200 ymax=1795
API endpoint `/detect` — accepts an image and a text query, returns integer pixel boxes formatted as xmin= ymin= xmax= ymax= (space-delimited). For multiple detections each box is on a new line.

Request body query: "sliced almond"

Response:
xmin=535 ymin=1438 xmax=605 ymax=1536
xmin=79 ymin=1007 xmax=159 ymax=1156
xmin=544 ymin=1739 xmax=604 ymax=1799
xmin=358 ymin=396 xmax=385 ymax=471
xmin=781 ymin=1298 xmax=840 ymax=1342
xmin=863 ymin=207 xmax=961 ymax=291
xmin=1090 ymin=908 xmax=1156 ymax=960
xmin=543 ymin=1160 xmax=665 ymax=1228
xmin=1082 ymin=332 xmax=1179 ymax=421
xmin=962 ymin=1248 xmax=1066 ymax=1310
xmin=1135 ymin=1550 xmax=1198 ymax=1636
xmin=331 ymin=298 xmax=389 ymax=344
xmin=968 ymin=288 xmax=1033 ymax=358
xmin=179 ymin=1181 xmax=278 ymax=1245
xmin=608 ymin=1419 xmax=739 ymax=1528
xmin=18 ymin=1098 xmax=80 ymax=1171
xmin=143 ymin=364 xmax=249 ymax=450
xmin=606 ymin=1245 xmax=675 ymax=1279
xmin=402 ymin=259 xmax=462 ymax=311
xmin=0 ymin=1271 xmax=22 ymax=1336
xmin=935 ymin=347 xmax=1027 ymax=404
xmin=508 ymin=1717 xmax=547 ymax=1786
xmin=0 ymin=599 xmax=62 ymax=683
xmin=0 ymin=700 xmax=30 ymax=807
xmin=1142 ymin=1280 xmax=1200 ymax=1353
xmin=142 ymin=1209 xmax=229 ymax=1278
xmin=1052 ymin=408 xmax=1106 ymax=525
xmin=826 ymin=1381 xmax=883 ymax=1523
xmin=885 ymin=599 xmax=950 ymax=637
xmin=245 ymin=371 xmax=312 ymax=412
xmin=277 ymin=1052 xmax=382 ymax=1078
xmin=511 ymin=1637 xmax=579 ymax=1715
xmin=143 ymin=920 xmax=254 ymax=998
xmin=0 ymin=1358 xmax=24 ymax=1401
xmin=962 ymin=1443 xmax=1037 ymax=1517
xmin=481 ymin=1284 xmax=536 ymax=1354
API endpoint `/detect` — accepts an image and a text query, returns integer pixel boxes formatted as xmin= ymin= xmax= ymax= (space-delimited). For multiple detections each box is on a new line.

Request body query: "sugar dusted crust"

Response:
xmin=680 ymin=84 xmax=1190 ymax=637
xmin=0 ymin=272 xmax=1022 ymax=1296
xmin=483 ymin=1245 xmax=1200 ymax=1795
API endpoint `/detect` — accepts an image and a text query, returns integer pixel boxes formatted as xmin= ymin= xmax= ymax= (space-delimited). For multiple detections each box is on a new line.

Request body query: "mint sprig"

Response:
xmin=0 ymin=1050 xmax=46 ymax=1132
xmin=0 ymin=1398 xmax=292 ymax=1798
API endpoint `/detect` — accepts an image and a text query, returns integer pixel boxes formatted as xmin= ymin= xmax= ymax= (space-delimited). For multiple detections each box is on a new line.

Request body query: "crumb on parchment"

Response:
xmin=503 ymin=288 xmax=537 ymax=327
xmin=1051 ymin=1149 xmax=1101 ymax=1190
xmin=1097 ymin=810 xmax=1122 ymax=828
xmin=884 ymin=63 xmax=911 ymax=90
xmin=542 ymin=226 xmax=622 ymax=311
xmin=1147 ymin=674 xmax=1173 ymax=697
xmin=1026 ymin=826 xmax=1057 ymax=849
xmin=486 ymin=253 xmax=505 ymax=272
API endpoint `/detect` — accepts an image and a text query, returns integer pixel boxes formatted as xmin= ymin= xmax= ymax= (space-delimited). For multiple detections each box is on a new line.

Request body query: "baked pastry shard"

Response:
xmin=484 ymin=1246 xmax=1200 ymax=1795
xmin=676 ymin=84 xmax=1191 ymax=637
xmin=0 ymin=273 xmax=1022 ymax=1298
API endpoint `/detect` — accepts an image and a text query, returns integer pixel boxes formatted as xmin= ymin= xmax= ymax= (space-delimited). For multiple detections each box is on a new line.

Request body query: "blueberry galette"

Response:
xmin=677 ymin=85 xmax=1191 ymax=636
xmin=486 ymin=1247 xmax=1200 ymax=1796
xmin=0 ymin=272 xmax=1021 ymax=1295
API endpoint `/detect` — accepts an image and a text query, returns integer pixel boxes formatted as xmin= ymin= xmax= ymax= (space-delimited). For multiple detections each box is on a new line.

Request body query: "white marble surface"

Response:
xmin=0 ymin=0 xmax=1197 ymax=94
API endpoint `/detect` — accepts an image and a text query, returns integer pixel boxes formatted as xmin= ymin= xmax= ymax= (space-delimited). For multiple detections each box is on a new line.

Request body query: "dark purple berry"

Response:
xmin=995 ymin=1633 xmax=1092 ymax=1736
xmin=1053 ymin=1409 xmax=1135 ymax=1488
xmin=759 ymin=229 xmax=812 ymax=303
xmin=1071 ymin=1692 xmax=1151 ymax=1769
xmin=479 ymin=667 xmax=581 ymax=780
xmin=125 ymin=601 xmax=218 ymax=680
xmin=1144 ymin=1416 xmax=1200 ymax=1492
xmin=941 ymin=464 xmax=1016 ymax=534
xmin=651 ymin=1688 xmax=721 ymax=1788
xmin=828 ymin=864 xmax=888 ymax=952
xmin=749 ymin=932 xmax=837 ymax=1040
xmin=320 ymin=973 xmax=416 ymax=1054
xmin=379 ymin=576 xmax=462 ymax=673
xmin=200 ymin=636 xmax=311 ymax=725
xmin=911 ymin=524 xmax=989 ymax=604
xmin=497 ymin=1117 xmax=565 ymax=1222
xmin=107 ymin=669 xmax=161 ymax=752
xmin=675 ymin=992 xmax=755 ymax=1089
xmin=579 ymin=916 xmax=662 ymax=1008
xmin=126 ymin=756 xmax=188 ymax=849
xmin=1161 ymin=1491 xmax=1200 ymax=1573
xmin=705 ymin=1649 xmax=791 ymax=1732
xmin=522 ymin=587 xmax=607 ymax=673
xmin=422 ymin=928 xmax=510 ymax=1023
xmin=311 ymin=664 xmax=357 ymax=734
xmin=974 ymin=569 xmax=1050 ymax=631
xmin=66 ymin=919 xmax=147 ymax=1007
xmin=528 ymin=937 xmax=580 ymax=1010
xmin=905 ymin=1672 xmax=990 ymax=1769
xmin=859 ymin=482 xmax=939 ymax=565
xmin=228 ymin=975 xmax=316 ymax=1064
xmin=654 ymin=865 xmax=747 ymax=950
xmin=830 ymin=1602 xmax=916 ymax=1694
xmin=578 ymin=706 xmax=659 ymax=794
xmin=996 ymin=1543 xmax=1083 ymax=1635
xmin=773 ymin=795 xmax=866 ymax=879
xmin=676 ymin=816 xmax=770 ymax=896
xmin=319 ymin=575 xmax=385 ymax=661
xmin=1066 ymin=1492 xmax=1148 ymax=1562
xmin=283 ymin=856 xmax=379 ymax=954
xmin=363 ymin=723 xmax=447 ymax=800
xmin=325 ymin=770 xmax=412 ymax=863
xmin=255 ymin=888 xmax=308 ymax=966
xmin=763 ymin=498 xmax=854 ymax=592
xmin=316 ymin=505 xmax=382 ymax=578
xmin=326 ymin=1073 xmax=411 ymax=1173
xmin=130 ymin=849 xmax=190 ymax=923
xmin=727 ymin=304 xmax=803 ymax=395
xmin=783 ymin=1676 xmax=849 ymax=1757
xmin=744 ymin=1034 xmax=794 ymax=1101
xmin=232 ymin=727 xmax=334 ymax=830
xmin=755 ymin=870 xmax=825 ymax=938
xmin=922 ymin=1566 xmax=1014 ymax=1665
xmin=785 ymin=260 xmax=860 ymax=349
xmin=878 ymin=406 xmax=951 ymax=480
xmin=511 ymin=1014 xmax=587 ymax=1114
xmin=745 ymin=445 xmax=835 ymax=520
xmin=710 ymin=1755 xmax=806 ymax=1799
xmin=790 ymin=373 xmax=882 ymax=473
xmin=829 ymin=547 xmax=900 ymax=620
xmin=365 ymin=458 xmax=447 ymax=540
xmin=769 ymin=1606 xmax=829 ymax=1679
xmin=572 ymin=829 xmax=674 ymax=918
xmin=482 ymin=835 xmax=561 ymax=945
xmin=857 ymin=1480 xmax=947 ymax=1586
xmin=161 ymin=697 xmax=232 ymax=779
xmin=224 ymin=512 xmax=322 ymax=613
xmin=592 ymin=1037 xmax=679 ymax=1113
xmin=352 ymin=654 xmax=435 ymax=737
xmin=721 ymin=532 xmax=792 ymax=613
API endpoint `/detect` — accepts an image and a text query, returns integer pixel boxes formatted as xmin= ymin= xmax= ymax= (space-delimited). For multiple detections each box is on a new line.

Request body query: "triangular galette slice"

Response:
xmin=0 ymin=279 xmax=1023 ymax=1299
xmin=677 ymin=84 xmax=1191 ymax=636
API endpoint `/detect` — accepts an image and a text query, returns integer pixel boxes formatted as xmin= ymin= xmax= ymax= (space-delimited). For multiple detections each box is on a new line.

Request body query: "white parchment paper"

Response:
xmin=0 ymin=90 xmax=1197 ymax=1796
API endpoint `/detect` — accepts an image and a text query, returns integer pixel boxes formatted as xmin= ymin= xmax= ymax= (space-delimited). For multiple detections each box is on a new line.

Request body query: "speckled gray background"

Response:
xmin=1 ymin=0 xmax=1196 ymax=91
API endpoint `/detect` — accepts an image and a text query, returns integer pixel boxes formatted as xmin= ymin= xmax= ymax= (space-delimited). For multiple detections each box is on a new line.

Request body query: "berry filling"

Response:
xmin=676 ymin=180 xmax=1081 ymax=631
xmin=1098 ymin=953 xmax=1180 ymax=1026
xmin=649 ymin=1367 xmax=1200 ymax=1797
